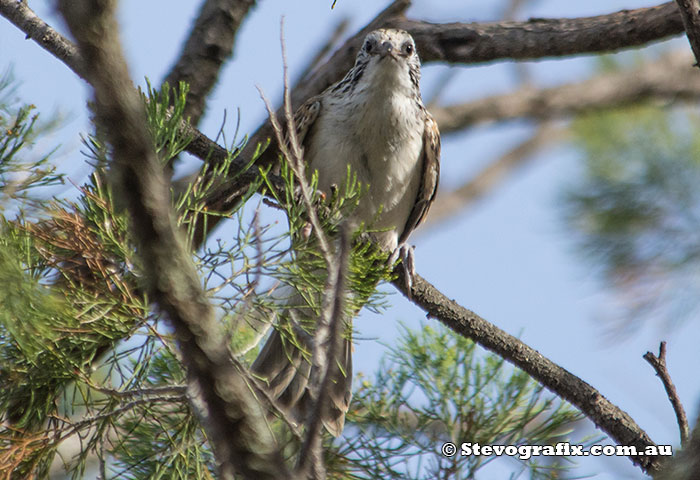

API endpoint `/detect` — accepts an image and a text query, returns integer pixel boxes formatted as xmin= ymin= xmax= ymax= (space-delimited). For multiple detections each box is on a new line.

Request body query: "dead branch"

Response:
xmin=0 ymin=0 xmax=85 ymax=79
xmin=395 ymin=2 xmax=684 ymax=64
xmin=296 ymin=228 xmax=350 ymax=480
xmin=644 ymin=342 xmax=690 ymax=446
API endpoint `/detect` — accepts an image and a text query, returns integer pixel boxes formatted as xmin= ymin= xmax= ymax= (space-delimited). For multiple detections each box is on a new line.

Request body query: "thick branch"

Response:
xmin=163 ymin=0 xmax=256 ymax=125
xmin=433 ymin=51 xmax=700 ymax=133
xmin=394 ymin=2 xmax=684 ymax=64
xmin=55 ymin=1 xmax=287 ymax=479
xmin=391 ymin=269 xmax=664 ymax=474
xmin=644 ymin=342 xmax=689 ymax=446
xmin=674 ymin=0 xmax=700 ymax=66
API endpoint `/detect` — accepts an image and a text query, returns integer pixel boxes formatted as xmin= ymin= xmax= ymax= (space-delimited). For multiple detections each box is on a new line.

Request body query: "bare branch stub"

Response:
xmin=644 ymin=342 xmax=690 ymax=446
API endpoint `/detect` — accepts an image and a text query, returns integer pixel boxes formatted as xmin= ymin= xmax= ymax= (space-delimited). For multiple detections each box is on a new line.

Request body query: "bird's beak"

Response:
xmin=378 ymin=41 xmax=399 ymax=60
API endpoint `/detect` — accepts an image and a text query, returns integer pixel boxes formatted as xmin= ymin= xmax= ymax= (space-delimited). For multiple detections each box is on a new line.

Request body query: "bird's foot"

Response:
xmin=390 ymin=243 xmax=416 ymax=297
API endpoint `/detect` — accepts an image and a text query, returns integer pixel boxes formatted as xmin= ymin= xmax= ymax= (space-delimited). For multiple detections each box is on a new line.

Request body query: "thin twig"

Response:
xmin=296 ymin=225 xmax=351 ymax=480
xmin=256 ymin=21 xmax=332 ymax=261
xmin=229 ymin=355 xmax=304 ymax=440
xmin=643 ymin=341 xmax=690 ymax=446
xmin=52 ymin=395 xmax=185 ymax=444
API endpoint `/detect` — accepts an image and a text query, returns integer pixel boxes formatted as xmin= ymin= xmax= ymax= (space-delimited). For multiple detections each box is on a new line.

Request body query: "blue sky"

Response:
xmin=1 ymin=1 xmax=696 ymax=478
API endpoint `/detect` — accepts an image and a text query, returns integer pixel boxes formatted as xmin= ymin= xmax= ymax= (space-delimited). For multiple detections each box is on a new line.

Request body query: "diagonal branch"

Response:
xmin=0 ymin=0 xmax=85 ymax=79
xmin=674 ymin=0 xmax=700 ymax=66
xmin=391 ymin=268 xmax=665 ymax=475
xmin=163 ymin=0 xmax=257 ymax=125
xmin=55 ymin=1 xmax=288 ymax=479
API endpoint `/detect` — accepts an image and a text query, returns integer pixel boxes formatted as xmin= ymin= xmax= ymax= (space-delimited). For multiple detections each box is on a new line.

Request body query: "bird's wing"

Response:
xmin=398 ymin=111 xmax=441 ymax=245
xmin=289 ymin=96 xmax=322 ymax=153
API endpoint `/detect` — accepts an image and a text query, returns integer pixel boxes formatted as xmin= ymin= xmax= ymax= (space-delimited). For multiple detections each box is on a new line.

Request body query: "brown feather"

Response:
xmin=398 ymin=111 xmax=441 ymax=245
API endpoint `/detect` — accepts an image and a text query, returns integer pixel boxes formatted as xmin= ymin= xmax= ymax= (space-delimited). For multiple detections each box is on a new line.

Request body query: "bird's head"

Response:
xmin=354 ymin=29 xmax=421 ymax=92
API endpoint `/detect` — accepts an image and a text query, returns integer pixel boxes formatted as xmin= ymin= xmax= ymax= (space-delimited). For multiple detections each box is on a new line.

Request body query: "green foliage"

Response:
xmin=0 ymin=71 xmax=64 ymax=210
xmin=335 ymin=324 xmax=584 ymax=479
xmin=0 ymin=81 xmax=197 ymax=477
xmin=143 ymin=80 xmax=193 ymax=163
xmin=564 ymin=103 xmax=700 ymax=326
xmin=110 ymin=349 xmax=216 ymax=480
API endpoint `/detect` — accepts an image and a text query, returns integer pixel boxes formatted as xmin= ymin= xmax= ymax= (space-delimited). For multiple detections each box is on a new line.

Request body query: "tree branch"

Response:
xmin=394 ymin=2 xmax=684 ymax=64
xmin=296 ymin=227 xmax=350 ymax=480
xmin=433 ymin=51 xmax=700 ymax=133
xmin=644 ymin=342 xmax=690 ymax=446
xmin=391 ymin=268 xmax=664 ymax=474
xmin=674 ymin=0 xmax=700 ymax=66
xmin=55 ymin=1 xmax=287 ymax=479
xmin=0 ymin=0 xmax=85 ymax=80
xmin=163 ymin=0 xmax=257 ymax=125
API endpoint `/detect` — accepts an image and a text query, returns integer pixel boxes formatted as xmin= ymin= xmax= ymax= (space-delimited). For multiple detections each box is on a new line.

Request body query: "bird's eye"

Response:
xmin=364 ymin=40 xmax=373 ymax=53
xmin=403 ymin=43 xmax=414 ymax=55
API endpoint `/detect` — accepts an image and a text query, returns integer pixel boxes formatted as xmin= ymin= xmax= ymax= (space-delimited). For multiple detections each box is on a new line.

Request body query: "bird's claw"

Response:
xmin=390 ymin=243 xmax=416 ymax=297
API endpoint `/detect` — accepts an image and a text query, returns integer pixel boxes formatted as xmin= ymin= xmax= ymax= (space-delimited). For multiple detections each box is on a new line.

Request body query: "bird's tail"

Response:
xmin=250 ymin=287 xmax=353 ymax=437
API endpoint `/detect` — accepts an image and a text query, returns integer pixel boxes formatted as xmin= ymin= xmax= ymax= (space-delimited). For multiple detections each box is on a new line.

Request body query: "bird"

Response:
xmin=251 ymin=28 xmax=440 ymax=437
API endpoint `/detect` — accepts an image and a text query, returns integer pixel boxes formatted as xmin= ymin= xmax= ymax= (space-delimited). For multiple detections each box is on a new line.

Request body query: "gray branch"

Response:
xmin=0 ymin=0 xmax=85 ymax=79
xmin=54 ymin=1 xmax=288 ymax=479
xmin=163 ymin=0 xmax=257 ymax=125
